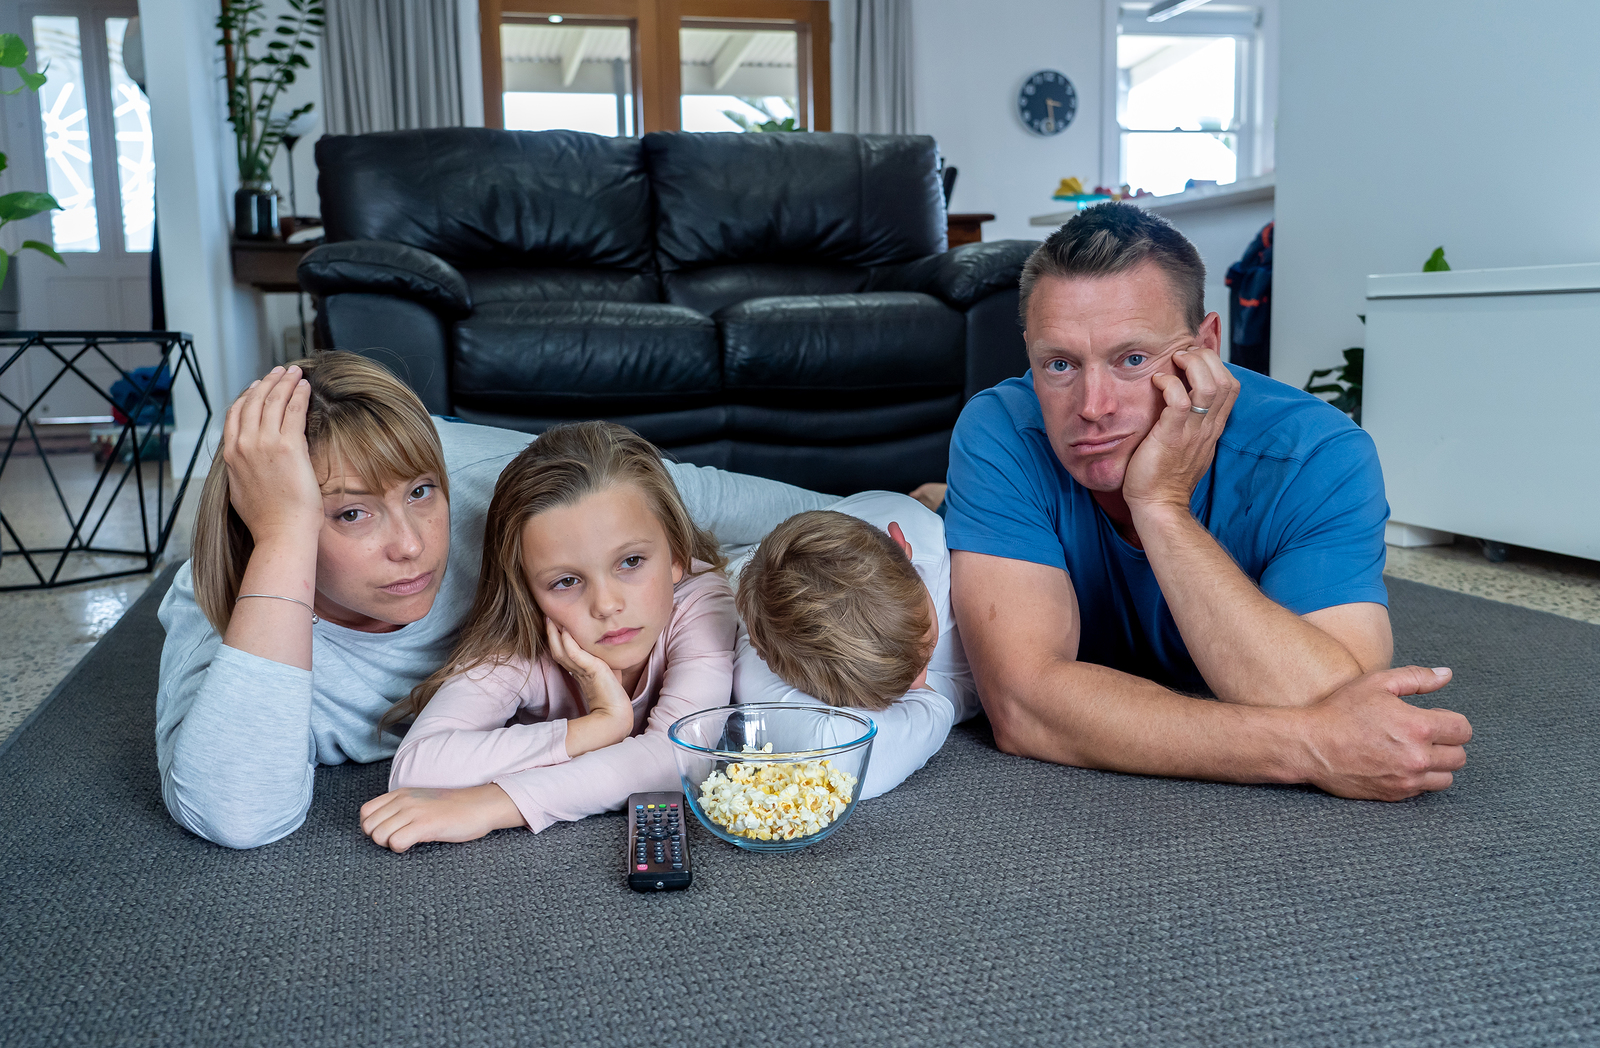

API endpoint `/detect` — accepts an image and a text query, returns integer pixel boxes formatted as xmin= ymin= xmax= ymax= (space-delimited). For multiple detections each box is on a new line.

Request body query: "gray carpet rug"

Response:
xmin=2 ymin=566 xmax=1597 ymax=1048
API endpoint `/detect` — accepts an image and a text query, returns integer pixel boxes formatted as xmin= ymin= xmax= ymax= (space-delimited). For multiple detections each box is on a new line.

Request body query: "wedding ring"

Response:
xmin=1189 ymin=405 xmax=1210 ymax=415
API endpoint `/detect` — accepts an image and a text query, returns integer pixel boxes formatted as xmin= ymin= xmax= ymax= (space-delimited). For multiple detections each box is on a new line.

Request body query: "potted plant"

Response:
xmin=216 ymin=0 xmax=324 ymax=240
xmin=0 ymin=33 xmax=64 ymax=331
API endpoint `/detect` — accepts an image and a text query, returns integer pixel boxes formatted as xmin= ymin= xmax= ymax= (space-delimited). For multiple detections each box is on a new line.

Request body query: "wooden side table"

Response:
xmin=947 ymin=213 xmax=996 ymax=248
xmin=230 ymin=239 xmax=314 ymax=293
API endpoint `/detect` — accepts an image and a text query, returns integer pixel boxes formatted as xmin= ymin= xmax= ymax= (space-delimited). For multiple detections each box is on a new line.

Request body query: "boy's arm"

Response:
xmin=732 ymin=628 xmax=957 ymax=800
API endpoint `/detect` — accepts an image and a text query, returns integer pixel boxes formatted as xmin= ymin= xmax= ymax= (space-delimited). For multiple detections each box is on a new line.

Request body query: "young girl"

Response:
xmin=361 ymin=421 xmax=736 ymax=853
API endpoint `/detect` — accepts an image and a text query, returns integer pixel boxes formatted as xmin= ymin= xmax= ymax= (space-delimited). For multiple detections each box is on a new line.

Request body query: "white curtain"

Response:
xmin=833 ymin=0 xmax=915 ymax=134
xmin=322 ymin=0 xmax=463 ymax=135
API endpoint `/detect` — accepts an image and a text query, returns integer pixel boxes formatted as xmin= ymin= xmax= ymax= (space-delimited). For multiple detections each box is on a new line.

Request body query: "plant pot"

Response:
xmin=234 ymin=182 xmax=280 ymax=241
xmin=0 ymin=259 xmax=18 ymax=331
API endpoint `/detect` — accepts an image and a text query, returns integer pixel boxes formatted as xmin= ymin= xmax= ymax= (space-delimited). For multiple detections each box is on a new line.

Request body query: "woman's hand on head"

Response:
xmin=222 ymin=365 xmax=324 ymax=546
xmin=359 ymin=784 xmax=525 ymax=854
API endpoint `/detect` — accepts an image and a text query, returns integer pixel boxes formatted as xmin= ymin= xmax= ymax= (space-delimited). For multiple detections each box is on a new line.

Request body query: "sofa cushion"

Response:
xmin=645 ymin=132 xmax=947 ymax=270
xmin=719 ymin=292 xmax=964 ymax=405
xmin=450 ymin=302 xmax=719 ymax=415
xmin=317 ymin=129 xmax=653 ymax=270
xmin=466 ymin=268 xmax=660 ymax=305
xmin=662 ymin=263 xmax=869 ymax=317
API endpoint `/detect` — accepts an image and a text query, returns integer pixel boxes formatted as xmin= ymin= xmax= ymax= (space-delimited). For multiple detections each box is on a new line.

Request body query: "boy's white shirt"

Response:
xmin=729 ymin=491 xmax=979 ymax=800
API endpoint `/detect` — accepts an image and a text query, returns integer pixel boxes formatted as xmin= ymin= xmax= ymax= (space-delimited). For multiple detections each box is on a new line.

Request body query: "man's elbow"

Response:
xmin=979 ymin=684 xmax=1091 ymax=768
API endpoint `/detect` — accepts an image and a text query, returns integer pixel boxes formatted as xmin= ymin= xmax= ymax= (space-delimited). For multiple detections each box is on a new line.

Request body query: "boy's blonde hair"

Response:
xmin=384 ymin=420 xmax=724 ymax=729
xmin=190 ymin=351 xmax=449 ymax=635
xmin=736 ymin=511 xmax=933 ymax=712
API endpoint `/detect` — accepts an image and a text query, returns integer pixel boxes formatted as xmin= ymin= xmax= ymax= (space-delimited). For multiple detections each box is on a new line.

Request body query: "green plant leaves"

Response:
xmin=21 ymin=240 xmax=65 ymax=266
xmin=1423 ymin=247 xmax=1450 ymax=272
xmin=0 ymin=33 xmax=26 ymax=68
xmin=1304 ymin=347 xmax=1364 ymax=425
xmin=0 ymin=191 xmax=62 ymax=222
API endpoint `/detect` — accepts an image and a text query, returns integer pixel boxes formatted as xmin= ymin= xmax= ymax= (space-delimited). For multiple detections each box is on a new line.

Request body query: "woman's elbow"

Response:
xmin=160 ymin=767 xmax=309 ymax=850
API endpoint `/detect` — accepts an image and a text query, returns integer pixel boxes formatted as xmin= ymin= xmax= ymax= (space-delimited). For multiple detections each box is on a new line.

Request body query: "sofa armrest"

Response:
xmin=298 ymin=240 xmax=472 ymax=320
xmin=867 ymin=239 xmax=1039 ymax=310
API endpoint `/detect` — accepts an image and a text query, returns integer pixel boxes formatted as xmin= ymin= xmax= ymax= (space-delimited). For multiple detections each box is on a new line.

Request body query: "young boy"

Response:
xmin=730 ymin=491 xmax=979 ymax=800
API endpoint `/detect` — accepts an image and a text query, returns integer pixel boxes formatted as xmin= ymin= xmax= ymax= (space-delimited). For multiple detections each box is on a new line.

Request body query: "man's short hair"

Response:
xmin=1018 ymin=201 xmax=1206 ymax=332
xmin=737 ymin=511 xmax=934 ymax=712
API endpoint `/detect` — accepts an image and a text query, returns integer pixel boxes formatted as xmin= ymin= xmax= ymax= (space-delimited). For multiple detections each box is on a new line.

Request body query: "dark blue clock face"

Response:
xmin=1018 ymin=70 xmax=1077 ymax=136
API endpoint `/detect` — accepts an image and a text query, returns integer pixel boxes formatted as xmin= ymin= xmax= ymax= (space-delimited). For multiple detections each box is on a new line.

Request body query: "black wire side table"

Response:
xmin=0 ymin=331 xmax=212 ymax=591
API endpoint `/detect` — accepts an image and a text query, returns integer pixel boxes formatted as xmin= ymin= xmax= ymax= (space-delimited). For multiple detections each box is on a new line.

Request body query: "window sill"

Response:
xmin=1029 ymin=174 xmax=1274 ymax=227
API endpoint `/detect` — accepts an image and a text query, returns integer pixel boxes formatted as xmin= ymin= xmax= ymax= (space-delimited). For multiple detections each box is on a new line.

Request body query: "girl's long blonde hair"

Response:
xmin=190 ymin=351 xmax=449 ymax=634
xmin=384 ymin=420 xmax=724 ymax=729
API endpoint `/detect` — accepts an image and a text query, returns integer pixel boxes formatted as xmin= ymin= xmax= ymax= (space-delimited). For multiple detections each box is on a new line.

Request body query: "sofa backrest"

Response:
xmin=316 ymin=128 xmax=654 ymax=271
xmin=643 ymin=132 xmax=947 ymax=272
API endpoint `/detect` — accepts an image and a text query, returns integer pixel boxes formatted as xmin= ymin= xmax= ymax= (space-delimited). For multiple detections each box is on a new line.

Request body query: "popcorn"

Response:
xmin=697 ymin=743 xmax=858 ymax=841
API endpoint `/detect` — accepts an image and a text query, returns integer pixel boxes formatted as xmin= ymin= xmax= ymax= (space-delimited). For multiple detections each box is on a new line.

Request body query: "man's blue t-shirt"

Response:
xmin=943 ymin=366 xmax=1389 ymax=692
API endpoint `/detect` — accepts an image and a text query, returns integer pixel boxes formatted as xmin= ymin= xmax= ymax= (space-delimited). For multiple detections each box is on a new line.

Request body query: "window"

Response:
xmin=32 ymin=15 xmax=100 ymax=252
xmin=482 ymin=1 xmax=829 ymax=134
xmin=679 ymin=22 xmax=804 ymax=132
xmin=1115 ymin=4 xmax=1262 ymax=196
xmin=501 ymin=18 xmax=637 ymax=136
xmin=26 ymin=11 xmax=155 ymax=256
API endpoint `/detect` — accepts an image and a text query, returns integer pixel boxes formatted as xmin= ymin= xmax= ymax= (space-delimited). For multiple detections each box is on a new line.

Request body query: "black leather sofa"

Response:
xmin=300 ymin=128 xmax=1035 ymax=494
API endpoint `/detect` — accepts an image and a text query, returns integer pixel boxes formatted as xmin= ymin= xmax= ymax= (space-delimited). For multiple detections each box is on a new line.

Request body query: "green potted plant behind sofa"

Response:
xmin=215 ymin=0 xmax=324 ymax=240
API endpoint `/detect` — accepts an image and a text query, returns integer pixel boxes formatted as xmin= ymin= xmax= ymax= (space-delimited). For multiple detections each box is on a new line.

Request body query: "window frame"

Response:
xmin=479 ymin=0 xmax=829 ymax=134
xmin=1101 ymin=2 xmax=1267 ymax=193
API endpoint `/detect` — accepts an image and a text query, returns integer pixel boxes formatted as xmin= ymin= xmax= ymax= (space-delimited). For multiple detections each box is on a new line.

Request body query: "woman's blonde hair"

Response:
xmin=190 ymin=351 xmax=449 ymax=634
xmin=736 ymin=511 xmax=933 ymax=711
xmin=383 ymin=420 xmax=724 ymax=729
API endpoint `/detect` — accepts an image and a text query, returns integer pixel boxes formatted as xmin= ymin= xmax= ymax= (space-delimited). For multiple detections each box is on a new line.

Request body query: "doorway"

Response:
xmin=1 ymin=1 xmax=154 ymax=421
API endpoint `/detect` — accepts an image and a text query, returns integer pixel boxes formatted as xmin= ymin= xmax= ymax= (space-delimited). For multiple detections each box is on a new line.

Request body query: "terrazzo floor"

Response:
xmin=3 ymin=453 xmax=1599 ymax=747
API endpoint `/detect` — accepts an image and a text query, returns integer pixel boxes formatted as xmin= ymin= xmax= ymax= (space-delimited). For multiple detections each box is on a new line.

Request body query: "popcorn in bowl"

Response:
xmin=697 ymin=744 xmax=859 ymax=842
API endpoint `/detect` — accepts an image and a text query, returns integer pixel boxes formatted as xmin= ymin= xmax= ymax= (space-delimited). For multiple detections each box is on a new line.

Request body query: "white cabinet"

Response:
xmin=1364 ymin=263 xmax=1600 ymax=561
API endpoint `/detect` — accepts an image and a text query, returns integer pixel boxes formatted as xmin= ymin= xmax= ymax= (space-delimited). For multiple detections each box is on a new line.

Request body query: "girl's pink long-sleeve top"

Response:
xmin=388 ymin=566 xmax=734 ymax=833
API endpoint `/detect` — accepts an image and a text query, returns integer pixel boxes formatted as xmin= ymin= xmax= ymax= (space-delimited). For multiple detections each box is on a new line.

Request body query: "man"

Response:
xmin=942 ymin=203 xmax=1471 ymax=801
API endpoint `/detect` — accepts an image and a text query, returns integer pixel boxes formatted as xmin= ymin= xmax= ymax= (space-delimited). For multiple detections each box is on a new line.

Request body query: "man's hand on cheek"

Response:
xmin=1121 ymin=347 xmax=1240 ymax=519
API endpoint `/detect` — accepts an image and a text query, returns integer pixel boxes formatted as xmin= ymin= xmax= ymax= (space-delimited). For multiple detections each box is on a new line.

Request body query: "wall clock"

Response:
xmin=1018 ymin=70 xmax=1077 ymax=136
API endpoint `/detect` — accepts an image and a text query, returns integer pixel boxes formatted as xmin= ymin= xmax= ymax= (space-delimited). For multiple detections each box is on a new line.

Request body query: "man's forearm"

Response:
xmin=986 ymin=655 xmax=1309 ymax=784
xmin=1133 ymin=504 xmax=1364 ymax=706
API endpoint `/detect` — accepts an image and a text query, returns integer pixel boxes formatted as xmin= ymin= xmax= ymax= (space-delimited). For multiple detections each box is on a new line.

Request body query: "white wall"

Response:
xmin=140 ymin=0 xmax=270 ymax=464
xmin=1272 ymin=0 xmax=1600 ymax=390
xmin=907 ymin=0 xmax=1107 ymax=243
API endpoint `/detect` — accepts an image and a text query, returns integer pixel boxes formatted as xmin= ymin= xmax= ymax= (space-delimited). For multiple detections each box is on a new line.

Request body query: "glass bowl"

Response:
xmin=668 ymin=703 xmax=876 ymax=853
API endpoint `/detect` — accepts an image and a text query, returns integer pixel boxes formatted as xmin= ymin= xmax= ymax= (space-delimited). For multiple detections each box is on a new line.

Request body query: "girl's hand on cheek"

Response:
xmin=359 ymin=785 xmax=524 ymax=853
xmin=546 ymin=620 xmax=635 ymax=753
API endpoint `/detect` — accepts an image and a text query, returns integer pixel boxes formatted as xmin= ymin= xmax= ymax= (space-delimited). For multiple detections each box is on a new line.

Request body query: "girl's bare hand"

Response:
xmin=359 ymin=784 xmax=525 ymax=854
xmin=546 ymin=619 xmax=635 ymax=724
xmin=221 ymin=365 xmax=323 ymax=545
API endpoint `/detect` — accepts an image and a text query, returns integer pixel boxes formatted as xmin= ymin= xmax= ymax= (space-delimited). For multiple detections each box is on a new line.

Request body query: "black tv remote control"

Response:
xmin=627 ymin=791 xmax=692 ymax=892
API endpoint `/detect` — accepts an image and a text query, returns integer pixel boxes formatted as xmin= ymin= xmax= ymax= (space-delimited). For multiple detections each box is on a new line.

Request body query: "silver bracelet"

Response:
xmin=236 ymin=593 xmax=320 ymax=624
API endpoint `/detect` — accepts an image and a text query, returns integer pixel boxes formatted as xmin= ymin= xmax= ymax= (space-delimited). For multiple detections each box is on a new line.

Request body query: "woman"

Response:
xmin=157 ymin=352 xmax=833 ymax=849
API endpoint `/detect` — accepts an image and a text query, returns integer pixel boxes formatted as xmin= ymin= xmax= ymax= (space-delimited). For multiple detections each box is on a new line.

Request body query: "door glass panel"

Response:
xmin=502 ymin=19 xmax=635 ymax=136
xmin=31 ymin=15 xmax=99 ymax=252
xmin=105 ymin=18 xmax=154 ymax=252
xmin=680 ymin=26 xmax=800 ymax=132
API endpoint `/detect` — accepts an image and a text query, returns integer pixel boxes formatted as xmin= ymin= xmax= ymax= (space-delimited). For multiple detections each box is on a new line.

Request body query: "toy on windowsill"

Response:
xmin=1052 ymin=178 xmax=1153 ymax=208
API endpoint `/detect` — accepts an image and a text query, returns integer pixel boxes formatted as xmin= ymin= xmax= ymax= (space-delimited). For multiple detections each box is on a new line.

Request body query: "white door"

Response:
xmin=0 ymin=0 xmax=154 ymax=422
